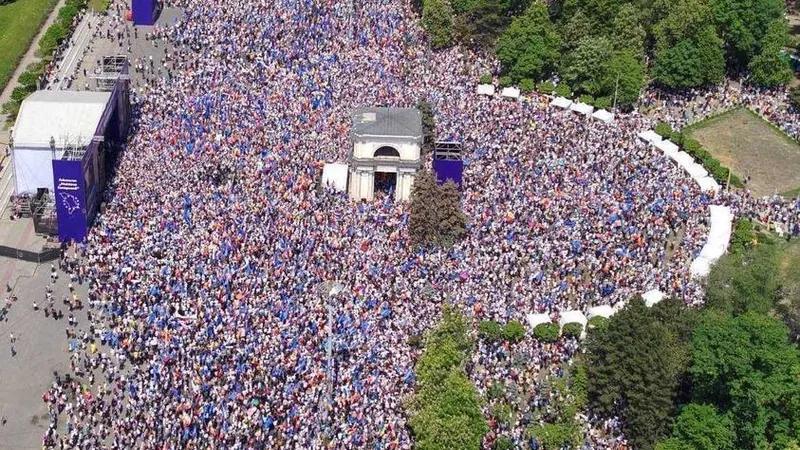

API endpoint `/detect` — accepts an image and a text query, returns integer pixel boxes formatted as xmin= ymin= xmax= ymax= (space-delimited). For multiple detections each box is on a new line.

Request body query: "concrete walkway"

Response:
xmin=0 ymin=0 xmax=67 ymax=137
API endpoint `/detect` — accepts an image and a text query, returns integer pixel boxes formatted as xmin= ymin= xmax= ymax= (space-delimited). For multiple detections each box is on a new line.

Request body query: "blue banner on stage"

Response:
xmin=52 ymin=160 xmax=88 ymax=242
xmin=433 ymin=159 xmax=464 ymax=188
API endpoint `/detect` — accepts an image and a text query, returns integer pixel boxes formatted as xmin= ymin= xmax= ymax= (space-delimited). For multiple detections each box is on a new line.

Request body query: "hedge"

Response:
xmin=499 ymin=75 xmax=513 ymax=88
xmin=653 ymin=121 xmax=744 ymax=188
xmin=479 ymin=74 xmax=492 ymax=85
xmin=533 ymin=322 xmax=559 ymax=342
xmin=562 ymin=322 xmax=583 ymax=338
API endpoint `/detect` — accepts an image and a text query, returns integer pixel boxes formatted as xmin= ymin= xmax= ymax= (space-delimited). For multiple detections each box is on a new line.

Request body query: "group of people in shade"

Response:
xmin=33 ymin=0 xmax=800 ymax=448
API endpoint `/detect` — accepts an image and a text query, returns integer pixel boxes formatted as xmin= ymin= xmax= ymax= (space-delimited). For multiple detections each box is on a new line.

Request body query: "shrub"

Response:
xmin=730 ymin=219 xmax=755 ymax=254
xmin=499 ymin=75 xmax=513 ymax=87
xmin=408 ymin=333 xmax=423 ymax=349
xmin=555 ymin=83 xmax=571 ymax=98
xmin=494 ymin=436 xmax=514 ymax=450
xmin=490 ymin=403 xmax=514 ymax=425
xmin=587 ymin=315 xmax=608 ymax=330
xmin=654 ymin=122 xmax=673 ymax=138
xmin=10 ymin=86 xmax=34 ymax=103
xmin=533 ymin=322 xmax=559 ymax=342
xmin=57 ymin=5 xmax=78 ymax=26
xmin=478 ymin=320 xmax=503 ymax=342
xmin=519 ymin=78 xmax=535 ymax=94
xmin=1 ymin=101 xmax=20 ymax=117
xmin=536 ymin=81 xmax=556 ymax=94
xmin=479 ymin=74 xmax=492 ymax=85
xmin=502 ymin=320 xmax=526 ymax=343
xmin=17 ymin=71 xmax=39 ymax=89
xmin=487 ymin=382 xmax=505 ymax=400
xmin=682 ymin=138 xmax=702 ymax=154
xmin=562 ymin=322 xmax=583 ymax=338
xmin=578 ymin=94 xmax=594 ymax=105
xmin=594 ymin=96 xmax=612 ymax=109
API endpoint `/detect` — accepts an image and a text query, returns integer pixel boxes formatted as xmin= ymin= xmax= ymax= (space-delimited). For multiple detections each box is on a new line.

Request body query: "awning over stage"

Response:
xmin=322 ymin=163 xmax=349 ymax=192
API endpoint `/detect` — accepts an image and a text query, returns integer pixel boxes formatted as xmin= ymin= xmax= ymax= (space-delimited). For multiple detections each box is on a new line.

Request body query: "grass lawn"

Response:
xmin=0 ymin=0 xmax=58 ymax=95
xmin=686 ymin=108 xmax=800 ymax=197
xmin=87 ymin=0 xmax=107 ymax=12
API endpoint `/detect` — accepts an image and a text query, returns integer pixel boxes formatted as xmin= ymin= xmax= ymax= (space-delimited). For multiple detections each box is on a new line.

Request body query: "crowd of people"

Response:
xmin=35 ymin=0 xmax=800 ymax=448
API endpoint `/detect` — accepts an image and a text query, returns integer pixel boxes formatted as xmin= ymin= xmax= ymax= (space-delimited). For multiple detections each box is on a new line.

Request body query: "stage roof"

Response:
xmin=14 ymin=90 xmax=111 ymax=148
xmin=352 ymin=107 xmax=422 ymax=139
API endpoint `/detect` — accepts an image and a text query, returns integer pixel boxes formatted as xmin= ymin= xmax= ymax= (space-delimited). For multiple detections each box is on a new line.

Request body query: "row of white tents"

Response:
xmin=475 ymin=84 xmax=616 ymax=124
xmin=637 ymin=130 xmax=733 ymax=278
xmin=525 ymin=288 xmax=667 ymax=338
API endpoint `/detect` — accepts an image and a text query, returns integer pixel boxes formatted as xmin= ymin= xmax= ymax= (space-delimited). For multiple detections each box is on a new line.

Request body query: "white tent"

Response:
xmin=476 ymin=84 xmax=495 ymax=96
xmin=551 ymin=97 xmax=572 ymax=109
xmin=695 ymin=176 xmax=720 ymax=193
xmin=690 ymin=257 xmax=712 ymax=278
xmin=684 ymin=162 xmax=709 ymax=180
xmin=637 ymin=130 xmax=663 ymax=144
xmin=558 ymin=310 xmax=587 ymax=329
xmin=527 ymin=313 xmax=551 ymax=329
xmin=587 ymin=305 xmax=614 ymax=318
xmin=321 ymin=163 xmax=349 ymax=192
xmin=501 ymin=87 xmax=521 ymax=99
xmin=591 ymin=109 xmax=614 ymax=123
xmin=569 ymin=102 xmax=594 ymax=116
xmin=655 ymin=139 xmax=680 ymax=158
xmin=642 ymin=289 xmax=666 ymax=307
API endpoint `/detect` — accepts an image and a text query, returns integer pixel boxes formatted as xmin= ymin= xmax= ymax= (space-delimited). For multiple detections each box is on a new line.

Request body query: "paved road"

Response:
xmin=0 ymin=258 xmax=89 ymax=450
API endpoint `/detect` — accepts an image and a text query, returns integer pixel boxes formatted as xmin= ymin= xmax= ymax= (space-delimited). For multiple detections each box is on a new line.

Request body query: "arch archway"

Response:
xmin=374 ymin=146 xmax=400 ymax=158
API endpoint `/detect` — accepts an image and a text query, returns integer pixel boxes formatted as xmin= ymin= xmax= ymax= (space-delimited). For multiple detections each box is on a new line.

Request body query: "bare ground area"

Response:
xmin=687 ymin=108 xmax=800 ymax=197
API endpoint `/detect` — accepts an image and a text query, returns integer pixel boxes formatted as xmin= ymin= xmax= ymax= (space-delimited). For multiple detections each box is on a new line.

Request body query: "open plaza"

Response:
xmin=0 ymin=0 xmax=799 ymax=448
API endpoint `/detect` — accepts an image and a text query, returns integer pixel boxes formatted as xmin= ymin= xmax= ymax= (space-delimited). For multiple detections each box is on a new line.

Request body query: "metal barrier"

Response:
xmin=0 ymin=245 xmax=60 ymax=263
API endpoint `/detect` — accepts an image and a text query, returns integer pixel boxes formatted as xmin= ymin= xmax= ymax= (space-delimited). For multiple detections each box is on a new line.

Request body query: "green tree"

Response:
xmin=653 ymin=26 xmax=725 ymax=88
xmin=748 ymin=19 xmax=793 ymax=86
xmin=435 ymin=180 xmax=467 ymax=248
xmin=611 ymin=4 xmax=646 ymax=54
xmin=421 ymin=0 xmax=454 ymax=49
xmin=416 ymin=97 xmax=436 ymax=155
xmin=496 ymin=2 xmax=562 ymax=82
xmin=708 ymin=0 xmax=785 ymax=69
xmin=559 ymin=9 xmax=592 ymax=52
xmin=690 ymin=313 xmax=800 ymax=449
xmin=561 ymin=36 xmax=614 ymax=95
xmin=659 ymin=403 xmax=736 ymax=450
xmin=410 ymin=307 xmax=488 ymax=450
xmin=409 ymin=170 xmax=439 ymax=247
xmin=526 ymin=423 xmax=580 ymax=449
xmin=586 ymin=298 xmax=687 ymax=449
xmin=599 ymin=51 xmax=645 ymax=108
xmin=501 ymin=320 xmax=526 ymax=343
xmin=704 ymin=243 xmax=780 ymax=316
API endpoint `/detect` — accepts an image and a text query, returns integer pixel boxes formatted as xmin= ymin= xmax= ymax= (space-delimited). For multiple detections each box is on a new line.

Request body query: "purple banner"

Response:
xmin=52 ymin=160 xmax=88 ymax=243
xmin=132 ymin=0 xmax=156 ymax=25
xmin=433 ymin=159 xmax=464 ymax=188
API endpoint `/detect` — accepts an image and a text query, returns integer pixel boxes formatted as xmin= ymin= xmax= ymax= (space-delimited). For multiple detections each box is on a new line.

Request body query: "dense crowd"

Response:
xmin=36 ymin=0 xmax=800 ymax=448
